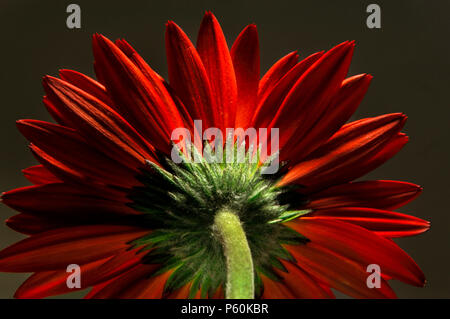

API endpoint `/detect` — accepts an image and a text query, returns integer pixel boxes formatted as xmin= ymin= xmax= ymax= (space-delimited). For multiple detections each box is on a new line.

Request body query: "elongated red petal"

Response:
xmin=307 ymin=180 xmax=423 ymax=210
xmin=166 ymin=21 xmax=216 ymax=128
xmin=270 ymin=41 xmax=354 ymax=149
xmin=304 ymin=207 xmax=429 ymax=238
xmin=287 ymin=218 xmax=426 ymax=286
xmin=261 ymin=274 xmax=296 ymax=298
xmin=17 ymin=120 xmax=138 ymax=187
xmin=22 ymin=165 xmax=59 ymax=185
xmin=6 ymin=214 xmax=66 ymax=235
xmin=114 ymin=39 xmax=166 ymax=83
xmin=197 ymin=11 xmax=238 ymax=131
xmin=117 ymin=270 xmax=172 ymax=298
xmin=258 ymin=51 xmax=298 ymax=103
xmin=114 ymin=38 xmax=193 ymax=128
xmin=286 ymin=242 xmax=396 ymax=298
xmin=231 ymin=24 xmax=260 ymax=128
xmin=14 ymin=257 xmax=110 ymax=299
xmin=93 ymin=34 xmax=187 ymax=154
xmin=280 ymin=113 xmax=407 ymax=192
xmin=253 ymin=52 xmax=323 ymax=128
xmin=0 ymin=225 xmax=148 ymax=272
xmin=92 ymin=248 xmax=148 ymax=284
xmin=14 ymin=247 xmax=146 ymax=298
xmin=59 ymin=69 xmax=113 ymax=107
xmin=43 ymin=76 xmax=157 ymax=168
xmin=87 ymin=264 xmax=161 ymax=298
xmin=43 ymin=96 xmax=70 ymax=127
xmin=1 ymin=183 xmax=137 ymax=217
xmin=29 ymin=145 xmax=94 ymax=187
xmin=273 ymin=260 xmax=333 ymax=298
xmin=84 ymin=279 xmax=115 ymax=299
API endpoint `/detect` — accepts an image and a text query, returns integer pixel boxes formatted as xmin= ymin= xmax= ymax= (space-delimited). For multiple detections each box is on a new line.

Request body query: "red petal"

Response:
xmin=167 ymin=283 xmax=194 ymax=299
xmin=87 ymin=264 xmax=162 ymax=298
xmin=231 ymin=24 xmax=260 ymax=128
xmin=1 ymin=183 xmax=137 ymax=217
xmin=59 ymin=69 xmax=113 ymax=107
xmin=22 ymin=165 xmax=59 ymax=185
xmin=0 ymin=225 xmax=148 ymax=272
xmin=280 ymin=113 xmax=407 ymax=192
xmin=197 ymin=11 xmax=238 ymax=131
xmin=287 ymin=218 xmax=426 ymax=286
xmin=253 ymin=52 xmax=323 ymax=128
xmin=304 ymin=207 xmax=429 ymax=238
xmin=114 ymin=39 xmax=166 ymax=83
xmin=14 ymin=247 xmax=146 ymax=298
xmin=285 ymin=73 xmax=373 ymax=163
xmin=261 ymin=274 xmax=296 ymax=298
xmin=14 ymin=257 xmax=110 ymax=298
xmin=17 ymin=120 xmax=138 ymax=187
xmin=43 ymin=96 xmax=70 ymax=127
xmin=117 ymin=270 xmax=172 ymax=298
xmin=43 ymin=76 xmax=157 ymax=168
xmin=93 ymin=34 xmax=187 ymax=154
xmin=286 ymin=242 xmax=396 ymax=298
xmin=166 ymin=21 xmax=216 ymax=128
xmin=258 ymin=51 xmax=298 ymax=102
xmin=84 ymin=279 xmax=114 ymax=299
xmin=6 ymin=214 xmax=66 ymax=235
xmin=270 ymin=41 xmax=355 ymax=149
xmin=93 ymin=247 xmax=147 ymax=284
xmin=308 ymin=180 xmax=423 ymax=210
xmin=273 ymin=260 xmax=333 ymax=298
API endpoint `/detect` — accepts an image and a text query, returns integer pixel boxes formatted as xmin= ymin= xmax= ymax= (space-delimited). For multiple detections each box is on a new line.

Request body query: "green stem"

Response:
xmin=214 ymin=208 xmax=254 ymax=299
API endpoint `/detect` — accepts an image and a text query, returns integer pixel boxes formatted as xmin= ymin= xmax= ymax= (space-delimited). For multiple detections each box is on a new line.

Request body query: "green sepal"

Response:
xmin=268 ymin=209 xmax=312 ymax=224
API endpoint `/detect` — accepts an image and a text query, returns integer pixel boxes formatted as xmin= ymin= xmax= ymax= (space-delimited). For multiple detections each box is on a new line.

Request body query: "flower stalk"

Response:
xmin=214 ymin=208 xmax=254 ymax=299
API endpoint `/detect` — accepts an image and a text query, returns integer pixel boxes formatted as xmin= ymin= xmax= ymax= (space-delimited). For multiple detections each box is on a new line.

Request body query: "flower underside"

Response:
xmin=128 ymin=143 xmax=310 ymax=298
xmin=0 ymin=11 xmax=429 ymax=299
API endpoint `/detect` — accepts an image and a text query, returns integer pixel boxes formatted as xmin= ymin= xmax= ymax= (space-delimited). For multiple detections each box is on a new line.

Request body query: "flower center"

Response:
xmin=128 ymin=144 xmax=310 ymax=298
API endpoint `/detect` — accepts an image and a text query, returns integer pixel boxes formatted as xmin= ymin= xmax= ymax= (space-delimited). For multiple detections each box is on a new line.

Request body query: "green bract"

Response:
xmin=128 ymin=143 xmax=310 ymax=298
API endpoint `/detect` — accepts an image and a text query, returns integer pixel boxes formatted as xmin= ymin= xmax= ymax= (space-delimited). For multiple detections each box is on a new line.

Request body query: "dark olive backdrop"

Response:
xmin=0 ymin=0 xmax=448 ymax=298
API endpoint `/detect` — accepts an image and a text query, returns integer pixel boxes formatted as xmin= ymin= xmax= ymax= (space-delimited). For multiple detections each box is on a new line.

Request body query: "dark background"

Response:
xmin=0 ymin=0 xmax=448 ymax=298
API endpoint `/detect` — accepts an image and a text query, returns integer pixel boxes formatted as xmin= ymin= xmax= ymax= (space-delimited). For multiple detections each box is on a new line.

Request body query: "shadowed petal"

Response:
xmin=0 ymin=225 xmax=148 ymax=272
xmin=1 ymin=183 xmax=137 ymax=217
xmin=22 ymin=165 xmax=59 ymax=185
xmin=6 ymin=214 xmax=68 ymax=235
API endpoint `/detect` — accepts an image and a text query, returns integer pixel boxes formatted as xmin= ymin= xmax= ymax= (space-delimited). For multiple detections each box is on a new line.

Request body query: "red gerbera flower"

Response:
xmin=0 ymin=12 xmax=428 ymax=299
